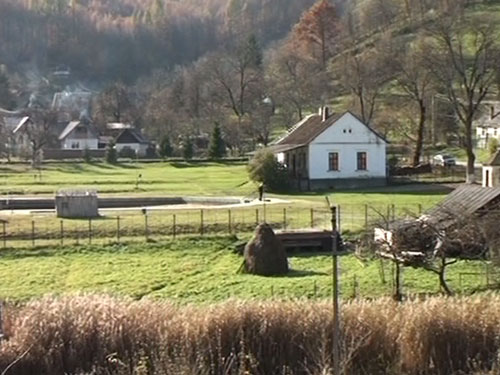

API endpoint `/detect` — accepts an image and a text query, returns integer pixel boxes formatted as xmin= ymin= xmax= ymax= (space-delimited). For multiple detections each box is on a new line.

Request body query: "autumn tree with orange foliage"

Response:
xmin=291 ymin=0 xmax=341 ymax=70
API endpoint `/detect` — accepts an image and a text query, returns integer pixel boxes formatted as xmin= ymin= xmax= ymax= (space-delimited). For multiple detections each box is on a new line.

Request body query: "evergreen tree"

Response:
xmin=182 ymin=137 xmax=194 ymax=160
xmin=241 ymin=34 xmax=263 ymax=69
xmin=208 ymin=122 xmax=226 ymax=159
xmin=159 ymin=135 xmax=173 ymax=158
xmin=106 ymin=141 xmax=118 ymax=164
xmin=0 ymin=70 xmax=14 ymax=110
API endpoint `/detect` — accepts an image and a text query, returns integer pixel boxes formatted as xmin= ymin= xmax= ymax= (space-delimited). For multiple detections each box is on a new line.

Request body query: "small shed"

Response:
xmin=55 ymin=189 xmax=99 ymax=218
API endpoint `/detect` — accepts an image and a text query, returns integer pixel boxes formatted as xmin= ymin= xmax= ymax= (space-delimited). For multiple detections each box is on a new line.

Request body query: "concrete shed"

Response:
xmin=55 ymin=189 xmax=99 ymax=218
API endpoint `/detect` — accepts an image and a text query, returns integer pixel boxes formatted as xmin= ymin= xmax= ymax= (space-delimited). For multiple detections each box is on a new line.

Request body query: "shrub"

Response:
xmin=208 ymin=122 xmax=226 ymax=159
xmin=159 ymin=136 xmax=173 ymax=158
xmin=83 ymin=148 xmax=92 ymax=163
xmin=247 ymin=149 xmax=289 ymax=192
xmin=118 ymin=146 xmax=137 ymax=159
xmin=105 ymin=141 xmax=118 ymax=164
xmin=489 ymin=138 xmax=499 ymax=157
xmin=182 ymin=138 xmax=194 ymax=160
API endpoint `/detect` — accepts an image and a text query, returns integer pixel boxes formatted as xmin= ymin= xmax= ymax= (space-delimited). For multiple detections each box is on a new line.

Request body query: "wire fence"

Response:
xmin=0 ymin=203 xmax=431 ymax=249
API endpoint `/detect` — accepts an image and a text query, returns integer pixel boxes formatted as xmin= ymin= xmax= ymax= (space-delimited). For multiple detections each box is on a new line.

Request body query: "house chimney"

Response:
xmin=322 ymin=106 xmax=329 ymax=121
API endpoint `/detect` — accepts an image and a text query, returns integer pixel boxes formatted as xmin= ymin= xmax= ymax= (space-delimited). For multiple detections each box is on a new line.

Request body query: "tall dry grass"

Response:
xmin=0 ymin=295 xmax=500 ymax=374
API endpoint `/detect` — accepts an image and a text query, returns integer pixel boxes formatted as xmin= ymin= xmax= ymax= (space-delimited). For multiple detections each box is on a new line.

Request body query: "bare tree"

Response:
xmin=334 ymin=35 xmax=392 ymax=124
xmin=390 ymin=38 xmax=432 ymax=166
xmin=15 ymin=109 xmax=56 ymax=167
xmin=204 ymin=37 xmax=264 ymax=153
xmin=424 ymin=15 xmax=500 ymax=183
xmin=267 ymin=42 xmax=325 ymax=122
xmin=375 ymin=208 xmax=489 ymax=296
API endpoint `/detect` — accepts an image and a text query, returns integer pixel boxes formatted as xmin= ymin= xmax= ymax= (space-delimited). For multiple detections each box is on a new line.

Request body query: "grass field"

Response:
xmin=0 ymin=161 xmax=253 ymax=196
xmin=0 ymin=237 xmax=493 ymax=303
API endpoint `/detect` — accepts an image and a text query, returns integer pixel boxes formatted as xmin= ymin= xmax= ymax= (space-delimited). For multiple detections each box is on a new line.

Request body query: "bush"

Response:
xmin=247 ymin=149 xmax=289 ymax=192
xmin=105 ymin=142 xmax=118 ymax=164
xmin=182 ymin=138 xmax=194 ymax=160
xmin=489 ymin=138 xmax=499 ymax=157
xmin=83 ymin=148 xmax=92 ymax=163
xmin=118 ymin=146 xmax=137 ymax=159
xmin=159 ymin=136 xmax=173 ymax=158
xmin=208 ymin=122 xmax=226 ymax=159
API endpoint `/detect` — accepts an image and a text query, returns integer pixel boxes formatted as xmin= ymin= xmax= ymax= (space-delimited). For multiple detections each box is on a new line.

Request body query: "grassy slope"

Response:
xmin=0 ymin=237 xmax=490 ymax=303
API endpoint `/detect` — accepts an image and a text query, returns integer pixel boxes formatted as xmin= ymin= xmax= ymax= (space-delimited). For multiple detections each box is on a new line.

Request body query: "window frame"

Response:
xmin=357 ymin=151 xmax=367 ymax=171
xmin=328 ymin=152 xmax=339 ymax=171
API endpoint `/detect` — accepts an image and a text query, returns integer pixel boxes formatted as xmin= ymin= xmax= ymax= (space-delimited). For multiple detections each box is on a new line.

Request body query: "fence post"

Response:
xmin=60 ymin=220 xmax=64 ymax=246
xmin=283 ymin=208 xmax=287 ymax=230
xmin=310 ymin=208 xmax=314 ymax=228
xmin=31 ymin=220 xmax=35 ymax=247
xmin=144 ymin=214 xmax=149 ymax=241
xmin=173 ymin=214 xmax=177 ymax=239
xmin=313 ymin=280 xmax=317 ymax=298
xmin=391 ymin=204 xmax=396 ymax=221
xmin=200 ymin=209 xmax=204 ymax=235
xmin=88 ymin=218 xmax=92 ymax=244
xmin=364 ymin=204 xmax=369 ymax=231
xmin=116 ymin=216 xmax=120 ymax=243
xmin=228 ymin=210 xmax=232 ymax=234
xmin=2 ymin=221 xmax=5 ymax=249
xmin=255 ymin=209 xmax=259 ymax=225
xmin=418 ymin=204 xmax=422 ymax=216
xmin=336 ymin=205 xmax=341 ymax=234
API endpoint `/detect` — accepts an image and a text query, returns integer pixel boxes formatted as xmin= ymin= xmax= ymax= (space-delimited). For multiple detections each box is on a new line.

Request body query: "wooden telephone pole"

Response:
xmin=326 ymin=197 xmax=341 ymax=374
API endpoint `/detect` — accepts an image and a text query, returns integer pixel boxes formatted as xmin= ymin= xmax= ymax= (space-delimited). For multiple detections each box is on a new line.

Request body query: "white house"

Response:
xmin=59 ymin=120 xmax=99 ymax=150
xmin=104 ymin=123 xmax=150 ymax=157
xmin=475 ymin=103 xmax=500 ymax=148
xmin=272 ymin=108 xmax=387 ymax=190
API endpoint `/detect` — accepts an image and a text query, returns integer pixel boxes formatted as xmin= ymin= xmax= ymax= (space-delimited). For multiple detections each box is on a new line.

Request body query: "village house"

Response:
xmin=102 ymin=123 xmax=151 ymax=157
xmin=475 ymin=103 xmax=500 ymax=148
xmin=272 ymin=107 xmax=388 ymax=190
xmin=58 ymin=117 xmax=99 ymax=150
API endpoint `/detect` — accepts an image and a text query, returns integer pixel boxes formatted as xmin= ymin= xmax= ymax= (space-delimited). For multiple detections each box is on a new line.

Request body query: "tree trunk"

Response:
xmin=465 ymin=118 xmax=476 ymax=184
xmin=393 ymin=262 xmax=403 ymax=302
xmin=438 ymin=258 xmax=453 ymax=296
xmin=412 ymin=101 xmax=426 ymax=167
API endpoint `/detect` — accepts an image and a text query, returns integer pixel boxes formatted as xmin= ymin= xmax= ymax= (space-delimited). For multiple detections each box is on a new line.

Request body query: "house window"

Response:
xmin=328 ymin=152 xmax=339 ymax=171
xmin=357 ymin=152 xmax=367 ymax=171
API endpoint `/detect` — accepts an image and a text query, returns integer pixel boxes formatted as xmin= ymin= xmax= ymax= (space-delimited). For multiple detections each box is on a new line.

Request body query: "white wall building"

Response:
xmin=59 ymin=120 xmax=99 ymax=150
xmin=272 ymin=108 xmax=388 ymax=190
xmin=475 ymin=104 xmax=500 ymax=148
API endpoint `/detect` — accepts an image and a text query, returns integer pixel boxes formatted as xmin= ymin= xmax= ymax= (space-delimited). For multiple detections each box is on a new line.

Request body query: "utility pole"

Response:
xmin=326 ymin=197 xmax=341 ymax=374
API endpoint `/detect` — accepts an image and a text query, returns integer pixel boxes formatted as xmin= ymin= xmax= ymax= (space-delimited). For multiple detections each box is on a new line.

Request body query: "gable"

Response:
xmin=116 ymin=129 xmax=146 ymax=144
xmin=312 ymin=112 xmax=386 ymax=145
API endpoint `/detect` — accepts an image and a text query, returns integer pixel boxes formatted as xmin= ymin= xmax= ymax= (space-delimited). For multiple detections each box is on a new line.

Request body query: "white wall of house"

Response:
xmin=476 ymin=126 xmax=500 ymax=148
xmin=308 ymin=113 xmax=386 ymax=180
xmin=116 ymin=143 xmax=148 ymax=156
xmin=62 ymin=137 xmax=99 ymax=150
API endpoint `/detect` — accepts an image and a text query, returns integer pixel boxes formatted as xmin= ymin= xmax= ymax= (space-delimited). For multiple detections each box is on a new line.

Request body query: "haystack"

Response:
xmin=244 ymin=224 xmax=288 ymax=276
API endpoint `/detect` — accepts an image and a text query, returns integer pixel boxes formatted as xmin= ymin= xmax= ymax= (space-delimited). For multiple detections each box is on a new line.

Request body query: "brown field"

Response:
xmin=1 ymin=295 xmax=500 ymax=374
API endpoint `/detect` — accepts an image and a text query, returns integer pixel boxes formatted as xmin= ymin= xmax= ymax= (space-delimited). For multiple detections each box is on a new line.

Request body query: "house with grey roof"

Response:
xmin=102 ymin=123 xmax=151 ymax=157
xmin=271 ymin=107 xmax=388 ymax=190
xmin=59 ymin=119 xmax=99 ymax=150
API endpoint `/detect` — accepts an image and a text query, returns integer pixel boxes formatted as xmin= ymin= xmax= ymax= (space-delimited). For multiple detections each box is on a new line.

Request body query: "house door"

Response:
xmin=486 ymin=170 xmax=491 ymax=187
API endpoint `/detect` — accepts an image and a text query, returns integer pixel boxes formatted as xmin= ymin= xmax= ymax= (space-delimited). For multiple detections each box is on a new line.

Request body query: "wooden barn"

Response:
xmin=55 ymin=189 xmax=99 ymax=218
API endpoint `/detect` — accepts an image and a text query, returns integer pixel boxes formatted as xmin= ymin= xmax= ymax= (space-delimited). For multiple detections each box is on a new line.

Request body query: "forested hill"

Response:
xmin=0 ymin=0 xmax=318 ymax=83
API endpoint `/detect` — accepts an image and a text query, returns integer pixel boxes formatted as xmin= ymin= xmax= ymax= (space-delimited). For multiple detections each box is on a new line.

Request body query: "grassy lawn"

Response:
xmin=0 ymin=161 xmax=253 ymax=196
xmin=0 ymin=237 xmax=493 ymax=303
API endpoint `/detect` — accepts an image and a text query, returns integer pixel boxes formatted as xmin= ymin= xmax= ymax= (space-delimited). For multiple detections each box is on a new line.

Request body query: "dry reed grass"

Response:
xmin=0 ymin=295 xmax=500 ymax=374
